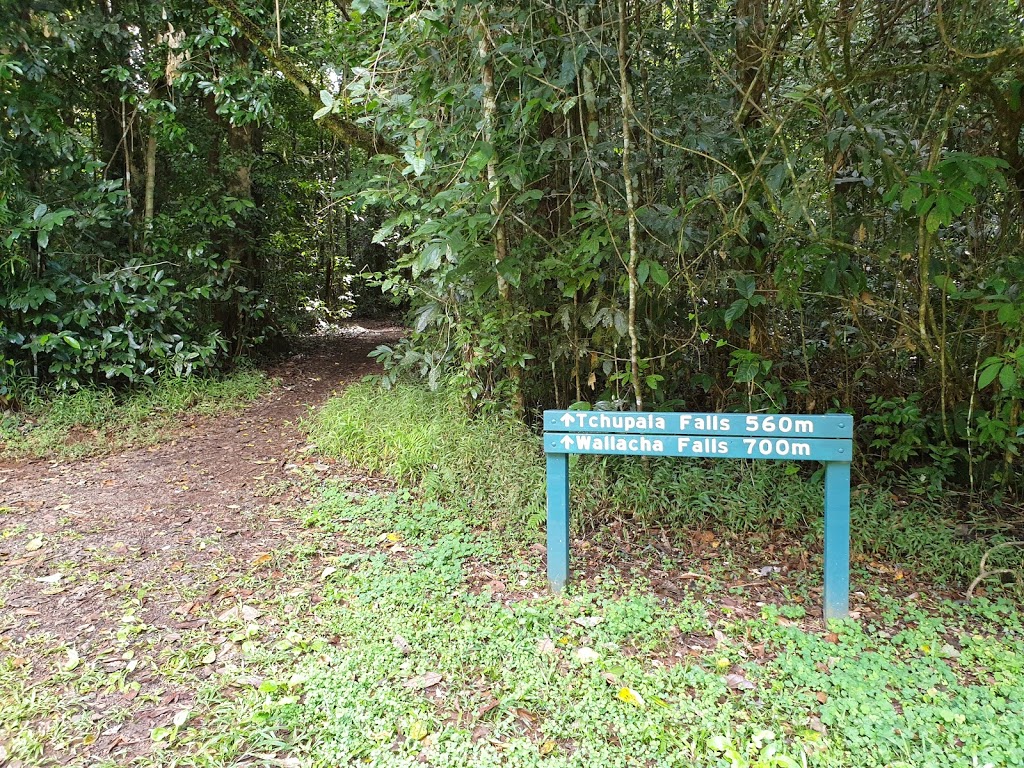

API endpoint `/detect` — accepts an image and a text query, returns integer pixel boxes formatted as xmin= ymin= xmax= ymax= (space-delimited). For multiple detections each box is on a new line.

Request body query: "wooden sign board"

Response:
xmin=543 ymin=410 xmax=854 ymax=620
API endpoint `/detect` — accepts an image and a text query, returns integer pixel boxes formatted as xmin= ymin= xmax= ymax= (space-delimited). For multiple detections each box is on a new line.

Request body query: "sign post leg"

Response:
xmin=823 ymin=461 xmax=851 ymax=620
xmin=547 ymin=453 xmax=570 ymax=592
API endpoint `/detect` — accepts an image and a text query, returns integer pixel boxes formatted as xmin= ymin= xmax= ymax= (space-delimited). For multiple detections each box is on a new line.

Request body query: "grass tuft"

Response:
xmin=0 ymin=368 xmax=270 ymax=459
xmin=309 ymin=384 xmax=547 ymax=530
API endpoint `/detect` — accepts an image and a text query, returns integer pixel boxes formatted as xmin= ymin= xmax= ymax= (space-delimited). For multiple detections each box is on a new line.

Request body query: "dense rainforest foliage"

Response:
xmin=3 ymin=0 xmax=1024 ymax=498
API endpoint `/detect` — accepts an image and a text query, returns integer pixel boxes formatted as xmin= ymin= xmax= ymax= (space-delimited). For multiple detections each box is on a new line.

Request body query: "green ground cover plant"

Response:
xmin=3 ymin=382 xmax=1024 ymax=767
xmin=56 ymin=488 xmax=1021 ymax=768
xmin=0 ymin=369 xmax=270 ymax=458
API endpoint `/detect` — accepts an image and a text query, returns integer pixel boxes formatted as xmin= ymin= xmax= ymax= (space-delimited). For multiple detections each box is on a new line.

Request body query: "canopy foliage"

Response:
xmin=3 ymin=0 xmax=1024 ymax=496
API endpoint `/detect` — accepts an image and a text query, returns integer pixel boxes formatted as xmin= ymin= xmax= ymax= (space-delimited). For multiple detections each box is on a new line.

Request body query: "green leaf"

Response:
xmin=32 ymin=203 xmax=48 ymax=221
xmin=557 ymin=49 xmax=577 ymax=87
xmin=352 ymin=0 xmax=387 ymax=17
xmin=933 ymin=274 xmax=957 ymax=296
xmin=649 ymin=262 xmax=669 ymax=287
xmin=637 ymin=260 xmax=650 ymax=286
xmin=514 ymin=189 xmax=543 ymax=205
xmin=1003 ymin=79 xmax=1019 ymax=111
xmin=997 ymin=303 xmax=1019 ymax=326
xmin=724 ymin=299 xmax=748 ymax=329
xmin=497 ymin=257 xmax=521 ymax=288
xmin=909 ymin=171 xmax=939 ymax=185
xmin=900 ymin=186 xmax=922 ymax=211
xmin=978 ymin=361 xmax=1001 ymax=389
xmin=319 ymin=89 xmax=334 ymax=108
xmin=999 ymin=364 xmax=1018 ymax=390
xmin=64 ymin=335 xmax=81 ymax=350
xmin=413 ymin=242 xmax=443 ymax=278
xmin=766 ymin=162 xmax=788 ymax=192
xmin=735 ymin=274 xmax=756 ymax=299
xmin=313 ymin=105 xmax=331 ymax=121
xmin=925 ymin=209 xmax=942 ymax=233
xmin=732 ymin=357 xmax=759 ymax=383
xmin=466 ymin=146 xmax=493 ymax=173
xmin=404 ymin=152 xmax=427 ymax=176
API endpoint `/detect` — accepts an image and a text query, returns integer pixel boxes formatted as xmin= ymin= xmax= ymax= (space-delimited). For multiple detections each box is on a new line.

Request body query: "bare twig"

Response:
xmin=966 ymin=541 xmax=1024 ymax=598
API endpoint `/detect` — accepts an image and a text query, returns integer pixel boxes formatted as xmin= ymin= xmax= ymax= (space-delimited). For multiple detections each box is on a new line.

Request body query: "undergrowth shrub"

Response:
xmin=311 ymin=382 xmax=1004 ymax=583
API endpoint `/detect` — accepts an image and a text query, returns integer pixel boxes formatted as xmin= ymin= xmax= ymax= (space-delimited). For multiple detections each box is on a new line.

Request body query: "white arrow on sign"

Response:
xmin=560 ymin=412 xmax=575 ymax=426
xmin=560 ymin=435 xmax=574 ymax=449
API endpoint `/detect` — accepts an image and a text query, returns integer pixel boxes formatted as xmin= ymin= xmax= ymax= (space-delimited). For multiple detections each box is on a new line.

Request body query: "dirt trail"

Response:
xmin=0 ymin=323 xmax=400 ymax=659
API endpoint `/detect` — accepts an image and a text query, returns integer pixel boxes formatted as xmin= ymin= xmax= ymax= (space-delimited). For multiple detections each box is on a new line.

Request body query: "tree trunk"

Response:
xmin=142 ymin=115 xmax=158 ymax=229
xmin=478 ymin=11 xmax=523 ymax=415
xmin=735 ymin=0 xmax=767 ymax=128
xmin=222 ymin=119 xmax=257 ymax=353
xmin=477 ymin=17 xmax=509 ymax=300
xmin=618 ymin=0 xmax=644 ymax=411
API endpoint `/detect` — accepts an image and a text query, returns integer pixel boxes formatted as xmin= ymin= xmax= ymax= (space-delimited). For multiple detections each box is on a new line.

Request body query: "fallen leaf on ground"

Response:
xmin=616 ymin=687 xmax=646 ymax=707
xmin=574 ymin=647 xmax=599 ymax=663
xmin=393 ymin=635 xmax=412 ymax=655
xmin=724 ymin=673 xmax=756 ymax=691
xmin=25 ymin=537 xmax=43 ymax=551
xmin=251 ymin=553 xmax=273 ymax=567
xmin=536 ymin=637 xmax=557 ymax=656
xmin=64 ymin=648 xmax=80 ymax=671
xmin=408 ymin=720 xmax=429 ymax=740
xmin=404 ymin=672 xmax=443 ymax=690
xmin=218 ymin=604 xmax=261 ymax=622
xmin=476 ymin=698 xmax=499 ymax=718
xmin=573 ymin=616 xmax=603 ymax=628
xmin=35 ymin=573 xmax=62 ymax=584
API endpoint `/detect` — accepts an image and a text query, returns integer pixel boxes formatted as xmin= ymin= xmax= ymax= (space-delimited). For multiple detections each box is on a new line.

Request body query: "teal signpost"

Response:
xmin=543 ymin=411 xmax=854 ymax=620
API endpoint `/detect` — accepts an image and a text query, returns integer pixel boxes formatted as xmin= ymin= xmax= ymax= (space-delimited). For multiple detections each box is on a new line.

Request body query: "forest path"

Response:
xmin=0 ymin=322 xmax=401 ymax=763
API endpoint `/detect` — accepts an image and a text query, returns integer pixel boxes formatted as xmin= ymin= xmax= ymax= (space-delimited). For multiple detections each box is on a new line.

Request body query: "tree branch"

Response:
xmin=206 ymin=0 xmax=398 ymax=157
